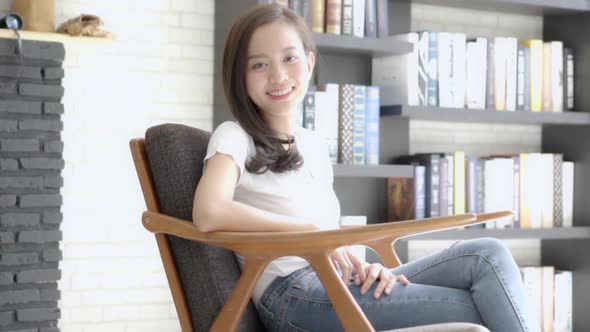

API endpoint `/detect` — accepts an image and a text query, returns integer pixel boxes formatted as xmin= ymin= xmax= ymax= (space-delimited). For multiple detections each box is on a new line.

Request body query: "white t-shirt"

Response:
xmin=203 ymin=121 xmax=341 ymax=304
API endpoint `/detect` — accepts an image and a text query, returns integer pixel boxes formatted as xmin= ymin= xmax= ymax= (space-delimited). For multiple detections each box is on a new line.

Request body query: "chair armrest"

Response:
xmin=142 ymin=211 xmax=480 ymax=256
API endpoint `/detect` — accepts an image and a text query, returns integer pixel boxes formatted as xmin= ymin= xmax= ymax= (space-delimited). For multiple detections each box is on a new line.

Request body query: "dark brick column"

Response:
xmin=0 ymin=37 xmax=65 ymax=332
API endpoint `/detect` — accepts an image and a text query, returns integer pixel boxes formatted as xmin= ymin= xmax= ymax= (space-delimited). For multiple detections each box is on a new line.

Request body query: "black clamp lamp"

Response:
xmin=0 ymin=13 xmax=24 ymax=58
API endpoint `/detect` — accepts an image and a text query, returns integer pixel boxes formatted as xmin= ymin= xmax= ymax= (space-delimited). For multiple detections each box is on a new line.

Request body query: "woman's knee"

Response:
xmin=466 ymin=238 xmax=513 ymax=261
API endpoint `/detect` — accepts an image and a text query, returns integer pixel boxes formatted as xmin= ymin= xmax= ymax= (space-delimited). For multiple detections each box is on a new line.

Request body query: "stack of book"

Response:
xmin=373 ymin=32 xmax=574 ymax=112
xmin=388 ymin=152 xmax=574 ymax=229
xmin=294 ymin=84 xmax=380 ymax=165
xmin=267 ymin=0 xmax=389 ymax=38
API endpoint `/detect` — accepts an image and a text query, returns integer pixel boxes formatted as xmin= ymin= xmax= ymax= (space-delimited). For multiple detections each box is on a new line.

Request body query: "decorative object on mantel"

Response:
xmin=0 ymin=13 xmax=24 ymax=57
xmin=56 ymin=14 xmax=115 ymax=38
xmin=11 ymin=0 xmax=55 ymax=33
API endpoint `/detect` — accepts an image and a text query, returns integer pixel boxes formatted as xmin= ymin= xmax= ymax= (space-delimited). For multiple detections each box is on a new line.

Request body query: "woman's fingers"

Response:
xmin=360 ymin=263 xmax=380 ymax=295
xmin=348 ymin=251 xmax=366 ymax=283
xmin=373 ymin=268 xmax=391 ymax=299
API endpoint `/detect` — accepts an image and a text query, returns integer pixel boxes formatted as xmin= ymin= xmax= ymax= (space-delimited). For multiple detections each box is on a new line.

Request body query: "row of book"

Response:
xmin=521 ymin=267 xmax=572 ymax=332
xmin=388 ymin=153 xmax=574 ymax=229
xmin=294 ymin=84 xmax=380 ymax=165
xmin=373 ymin=32 xmax=575 ymax=113
xmin=267 ymin=0 xmax=388 ymax=38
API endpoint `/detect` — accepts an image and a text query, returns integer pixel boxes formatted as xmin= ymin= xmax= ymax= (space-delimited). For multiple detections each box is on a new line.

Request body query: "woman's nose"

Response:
xmin=269 ymin=65 xmax=287 ymax=83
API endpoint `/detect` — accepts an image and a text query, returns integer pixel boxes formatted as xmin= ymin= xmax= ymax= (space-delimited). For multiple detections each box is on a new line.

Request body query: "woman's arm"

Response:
xmin=193 ymin=152 xmax=319 ymax=233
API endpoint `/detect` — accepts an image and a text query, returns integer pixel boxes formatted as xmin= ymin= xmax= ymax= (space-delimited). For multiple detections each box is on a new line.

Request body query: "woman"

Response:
xmin=193 ymin=4 xmax=536 ymax=332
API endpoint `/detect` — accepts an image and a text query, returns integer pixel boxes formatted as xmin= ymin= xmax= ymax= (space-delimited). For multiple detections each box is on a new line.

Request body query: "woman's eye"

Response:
xmin=285 ymin=55 xmax=298 ymax=62
xmin=252 ymin=63 xmax=266 ymax=70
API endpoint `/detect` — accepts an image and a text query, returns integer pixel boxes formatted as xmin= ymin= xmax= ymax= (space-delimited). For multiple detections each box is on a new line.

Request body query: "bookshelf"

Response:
xmin=404 ymin=226 xmax=590 ymax=240
xmin=381 ymin=105 xmax=590 ymax=125
xmin=213 ymin=0 xmax=590 ymax=329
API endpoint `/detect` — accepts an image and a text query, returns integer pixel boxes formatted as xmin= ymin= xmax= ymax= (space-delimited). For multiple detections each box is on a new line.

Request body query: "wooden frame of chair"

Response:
xmin=130 ymin=138 xmax=512 ymax=332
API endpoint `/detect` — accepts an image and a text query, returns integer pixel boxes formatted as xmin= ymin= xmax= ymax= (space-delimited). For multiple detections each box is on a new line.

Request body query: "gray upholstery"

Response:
xmin=145 ymin=124 xmax=264 ymax=331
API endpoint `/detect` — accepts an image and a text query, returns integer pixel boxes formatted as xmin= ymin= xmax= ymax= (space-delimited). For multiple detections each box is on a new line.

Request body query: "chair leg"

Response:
xmin=306 ymin=253 xmax=375 ymax=332
xmin=210 ymin=256 xmax=271 ymax=332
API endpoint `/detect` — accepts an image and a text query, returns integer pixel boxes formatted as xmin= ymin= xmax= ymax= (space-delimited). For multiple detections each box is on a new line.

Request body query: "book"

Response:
xmin=315 ymin=84 xmax=339 ymax=163
xmin=376 ymin=0 xmax=388 ymax=38
xmin=352 ymin=0 xmax=365 ymax=38
xmin=338 ymin=84 xmax=355 ymax=164
xmin=303 ymin=86 xmax=315 ymax=130
xmin=325 ymin=0 xmax=342 ymax=35
xmin=341 ymin=0 xmax=353 ymax=35
xmin=311 ymin=0 xmax=325 ymax=33
xmin=365 ymin=0 xmax=377 ymax=38
xmin=352 ymin=85 xmax=366 ymax=165
xmin=365 ymin=86 xmax=379 ymax=165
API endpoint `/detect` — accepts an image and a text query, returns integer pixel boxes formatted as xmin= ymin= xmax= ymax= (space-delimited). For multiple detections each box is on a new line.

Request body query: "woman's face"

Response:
xmin=245 ymin=20 xmax=315 ymax=126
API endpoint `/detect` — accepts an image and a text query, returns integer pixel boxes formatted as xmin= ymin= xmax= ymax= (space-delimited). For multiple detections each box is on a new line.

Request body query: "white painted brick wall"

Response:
xmin=408 ymin=4 xmax=543 ymax=262
xmin=1 ymin=0 xmax=213 ymax=330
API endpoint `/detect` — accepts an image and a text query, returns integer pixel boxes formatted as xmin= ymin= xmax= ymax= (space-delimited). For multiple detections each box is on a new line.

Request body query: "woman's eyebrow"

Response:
xmin=247 ymin=46 xmax=297 ymax=61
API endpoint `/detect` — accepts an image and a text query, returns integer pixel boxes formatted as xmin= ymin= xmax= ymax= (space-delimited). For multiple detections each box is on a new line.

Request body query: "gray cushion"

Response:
xmin=145 ymin=123 xmax=264 ymax=331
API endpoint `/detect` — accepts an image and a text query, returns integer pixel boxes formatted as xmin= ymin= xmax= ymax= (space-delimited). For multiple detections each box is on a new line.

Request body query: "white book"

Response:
xmin=452 ymin=33 xmax=467 ymax=108
xmin=551 ymin=41 xmax=564 ymax=112
xmin=466 ymin=38 xmax=488 ymax=109
xmin=438 ymin=32 xmax=454 ymax=108
xmin=541 ymin=154 xmax=554 ymax=228
xmin=521 ymin=267 xmax=543 ymax=330
xmin=315 ymin=84 xmax=339 ymax=163
xmin=352 ymin=0 xmax=365 ymax=38
xmin=528 ymin=153 xmax=544 ymax=229
xmin=496 ymin=158 xmax=515 ymax=228
xmin=554 ymin=270 xmax=573 ymax=332
xmin=494 ymin=37 xmax=508 ymax=111
xmin=505 ymin=37 xmax=518 ymax=111
xmin=562 ymin=162 xmax=574 ymax=227
xmin=371 ymin=33 xmax=419 ymax=106
xmin=542 ymin=266 xmax=555 ymax=332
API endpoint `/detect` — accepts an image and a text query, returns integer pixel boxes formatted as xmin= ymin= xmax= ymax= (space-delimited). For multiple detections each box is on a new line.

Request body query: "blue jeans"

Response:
xmin=256 ymin=238 xmax=538 ymax=332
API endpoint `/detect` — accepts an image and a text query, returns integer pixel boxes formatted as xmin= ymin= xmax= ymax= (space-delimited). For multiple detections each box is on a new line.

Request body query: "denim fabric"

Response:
xmin=256 ymin=238 xmax=538 ymax=332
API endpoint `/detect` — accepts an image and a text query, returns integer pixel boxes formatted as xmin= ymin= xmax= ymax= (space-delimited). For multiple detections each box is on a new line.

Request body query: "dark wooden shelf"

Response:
xmin=400 ymin=226 xmax=590 ymax=240
xmin=333 ymin=164 xmax=413 ymax=178
xmin=381 ymin=105 xmax=590 ymax=125
xmin=313 ymin=33 xmax=413 ymax=56
xmin=409 ymin=0 xmax=590 ymax=15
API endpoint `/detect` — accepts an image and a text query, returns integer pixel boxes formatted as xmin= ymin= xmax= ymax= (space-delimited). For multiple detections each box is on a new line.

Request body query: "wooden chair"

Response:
xmin=130 ymin=123 xmax=508 ymax=332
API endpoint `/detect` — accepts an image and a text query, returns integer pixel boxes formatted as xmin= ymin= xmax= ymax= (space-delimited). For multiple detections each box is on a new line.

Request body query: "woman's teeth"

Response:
xmin=268 ymin=87 xmax=293 ymax=96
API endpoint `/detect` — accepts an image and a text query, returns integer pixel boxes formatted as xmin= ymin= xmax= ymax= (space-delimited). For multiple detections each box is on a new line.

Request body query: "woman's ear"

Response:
xmin=306 ymin=51 xmax=316 ymax=75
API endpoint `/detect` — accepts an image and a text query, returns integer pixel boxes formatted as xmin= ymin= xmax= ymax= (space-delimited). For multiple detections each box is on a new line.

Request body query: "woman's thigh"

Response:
xmin=263 ymin=274 xmax=483 ymax=332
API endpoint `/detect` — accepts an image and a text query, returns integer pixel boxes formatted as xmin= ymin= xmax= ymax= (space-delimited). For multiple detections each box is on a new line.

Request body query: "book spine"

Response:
xmin=438 ymin=32 xmax=453 ymax=108
xmin=430 ymin=155 xmax=441 ymax=218
xmin=376 ymin=0 xmax=389 ymax=38
xmin=427 ymin=31 xmax=438 ymax=107
xmin=353 ymin=85 xmax=366 ymax=165
xmin=365 ymin=0 xmax=377 ymax=38
xmin=486 ymin=38 xmax=495 ymax=110
xmin=301 ymin=0 xmax=312 ymax=28
xmin=553 ymin=154 xmax=563 ymax=227
xmin=365 ymin=86 xmax=379 ymax=165
xmin=523 ymin=46 xmax=531 ymax=112
xmin=415 ymin=166 xmax=426 ymax=219
xmin=453 ymin=33 xmax=467 ymax=108
xmin=352 ymin=0 xmax=365 ymax=38
xmin=513 ymin=156 xmax=521 ymax=229
xmin=338 ymin=84 xmax=355 ymax=164
xmin=505 ymin=37 xmax=518 ymax=111
xmin=565 ymin=48 xmax=574 ymax=110
xmin=311 ymin=0 xmax=325 ymax=33
xmin=325 ymin=0 xmax=342 ymax=35
xmin=439 ymin=156 xmax=449 ymax=217
xmin=516 ymin=42 xmax=526 ymax=111
xmin=417 ymin=31 xmax=429 ymax=106
xmin=454 ymin=152 xmax=466 ymax=215
xmin=341 ymin=0 xmax=353 ymax=35
xmin=445 ymin=154 xmax=454 ymax=216
xmin=542 ymin=42 xmax=553 ymax=111
xmin=551 ymin=41 xmax=564 ymax=112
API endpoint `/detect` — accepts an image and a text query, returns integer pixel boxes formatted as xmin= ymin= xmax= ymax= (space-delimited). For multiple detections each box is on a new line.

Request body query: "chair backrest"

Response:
xmin=136 ymin=123 xmax=264 ymax=331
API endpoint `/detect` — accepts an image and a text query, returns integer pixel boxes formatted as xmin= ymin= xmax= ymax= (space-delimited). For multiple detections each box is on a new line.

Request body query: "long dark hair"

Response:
xmin=222 ymin=4 xmax=317 ymax=174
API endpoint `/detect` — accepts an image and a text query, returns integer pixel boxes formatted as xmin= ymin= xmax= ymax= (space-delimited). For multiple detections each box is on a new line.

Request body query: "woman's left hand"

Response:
xmin=358 ymin=262 xmax=410 ymax=299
